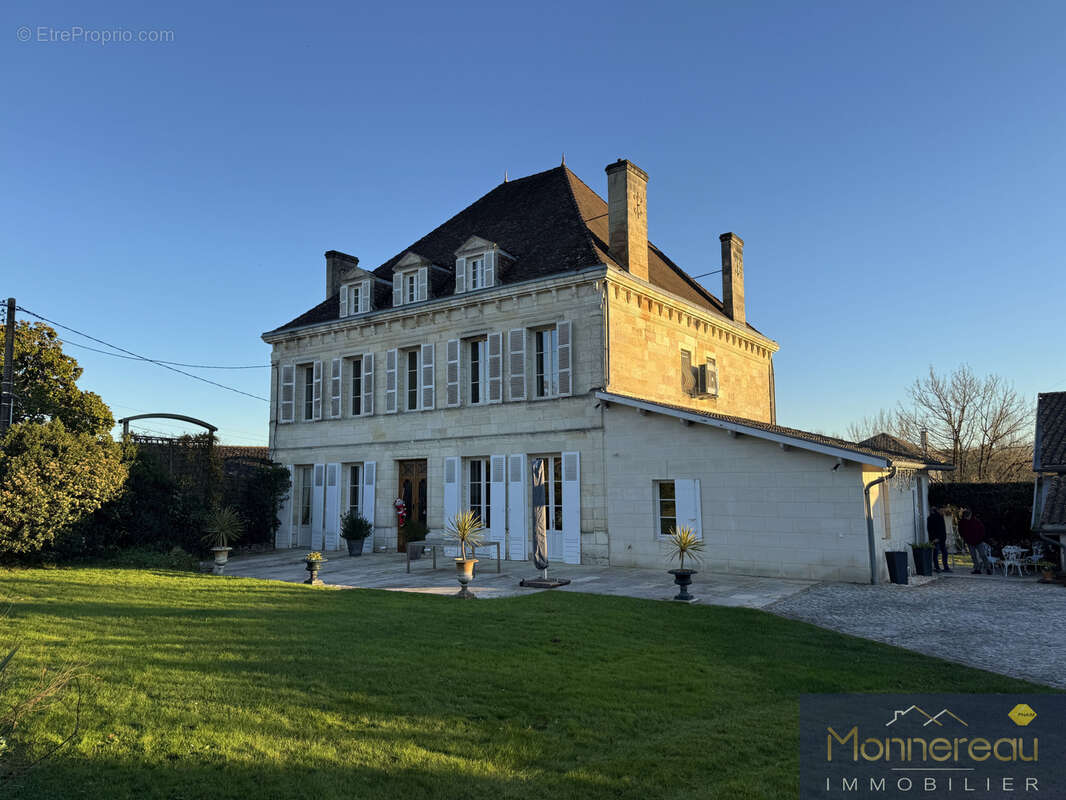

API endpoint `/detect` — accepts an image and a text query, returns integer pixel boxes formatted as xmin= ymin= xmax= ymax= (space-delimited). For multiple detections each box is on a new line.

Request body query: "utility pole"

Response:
xmin=0 ymin=297 xmax=14 ymax=433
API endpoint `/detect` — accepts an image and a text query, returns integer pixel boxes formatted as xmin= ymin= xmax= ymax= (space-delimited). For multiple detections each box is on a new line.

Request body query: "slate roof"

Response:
xmin=267 ymin=164 xmax=755 ymax=335
xmin=1040 ymin=475 xmax=1066 ymax=528
xmin=595 ymin=391 xmax=955 ymax=469
xmin=1034 ymin=392 xmax=1066 ymax=471
xmin=858 ymin=433 xmax=933 ymax=463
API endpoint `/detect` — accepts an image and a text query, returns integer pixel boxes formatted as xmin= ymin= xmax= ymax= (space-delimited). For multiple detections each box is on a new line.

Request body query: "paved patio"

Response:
xmin=216 ymin=550 xmax=814 ymax=608
xmin=769 ymin=572 xmax=1066 ymax=689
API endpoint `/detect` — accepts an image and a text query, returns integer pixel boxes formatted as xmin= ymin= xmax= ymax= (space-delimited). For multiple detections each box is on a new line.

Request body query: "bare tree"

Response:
xmin=843 ymin=408 xmax=907 ymax=443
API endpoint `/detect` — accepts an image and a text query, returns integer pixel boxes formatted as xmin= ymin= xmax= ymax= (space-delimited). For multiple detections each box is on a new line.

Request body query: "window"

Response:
xmin=699 ymin=357 xmax=718 ymax=397
xmin=393 ymin=267 xmax=428 ymax=306
xmin=655 ymin=480 xmax=676 ymax=538
xmin=468 ymin=257 xmax=484 ymax=290
xmin=348 ymin=464 xmax=362 ymax=517
xmin=303 ymin=365 xmax=315 ymax=421
xmin=349 ymin=357 xmax=362 ymax=416
xmin=405 ymin=349 xmax=419 ymax=411
xmin=299 ymin=466 xmax=313 ymax=526
xmin=534 ymin=328 xmax=558 ymax=398
xmin=468 ymin=338 xmax=487 ymax=404
xmin=468 ymin=458 xmax=491 ymax=528
xmin=545 ymin=456 xmax=563 ymax=531
xmin=405 ymin=272 xmax=417 ymax=304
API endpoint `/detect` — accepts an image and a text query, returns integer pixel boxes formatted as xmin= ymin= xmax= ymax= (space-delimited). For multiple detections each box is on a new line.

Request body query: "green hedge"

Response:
xmin=929 ymin=482 xmax=1034 ymax=543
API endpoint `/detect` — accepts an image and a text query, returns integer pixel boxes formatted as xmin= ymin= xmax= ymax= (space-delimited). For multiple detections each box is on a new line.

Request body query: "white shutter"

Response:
xmin=361 ymin=352 xmax=374 ymax=416
xmin=279 ymin=363 xmax=295 ymax=423
xmin=275 ymin=464 xmax=294 ymax=548
xmin=556 ymin=321 xmax=572 ymax=397
xmin=507 ymin=454 xmax=527 ymax=560
xmin=484 ymin=250 xmax=496 ymax=288
xmin=421 ymin=342 xmax=435 ymax=411
xmin=443 ymin=456 xmax=460 ymax=557
xmin=312 ymin=360 xmax=323 ymax=421
xmin=561 ymin=451 xmax=581 ymax=564
xmin=487 ymin=332 xmax=503 ymax=404
xmin=385 ymin=348 xmax=398 ymax=413
xmin=417 ymin=267 xmax=428 ymax=301
xmin=324 ymin=463 xmax=341 ymax=550
xmin=361 ymin=461 xmax=376 ymax=552
xmin=329 ymin=358 xmax=342 ymax=419
xmin=339 ymin=285 xmax=348 ymax=318
xmin=311 ymin=464 xmax=326 ymax=551
xmin=455 ymin=257 xmax=466 ymax=294
xmin=446 ymin=339 xmax=461 ymax=407
xmin=359 ymin=279 xmax=371 ymax=313
xmin=508 ymin=329 xmax=526 ymax=401
xmin=489 ymin=454 xmax=507 ymax=554
xmin=674 ymin=478 xmax=703 ymax=540
xmin=393 ymin=272 xmax=403 ymax=307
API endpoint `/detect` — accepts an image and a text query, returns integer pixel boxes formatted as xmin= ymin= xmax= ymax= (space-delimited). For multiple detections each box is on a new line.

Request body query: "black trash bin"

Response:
xmin=911 ymin=546 xmax=934 ymax=576
xmin=885 ymin=551 xmax=909 ymax=584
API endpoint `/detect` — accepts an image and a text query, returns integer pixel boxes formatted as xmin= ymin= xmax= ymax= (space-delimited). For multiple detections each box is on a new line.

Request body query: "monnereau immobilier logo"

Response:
xmin=800 ymin=695 xmax=1066 ymax=799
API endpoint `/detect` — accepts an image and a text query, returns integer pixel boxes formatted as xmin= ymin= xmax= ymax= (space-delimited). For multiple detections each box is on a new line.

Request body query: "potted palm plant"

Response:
xmin=445 ymin=510 xmax=484 ymax=598
xmin=340 ymin=512 xmax=373 ymax=556
xmin=201 ymin=506 xmax=244 ymax=575
xmin=666 ymin=525 xmax=704 ymax=602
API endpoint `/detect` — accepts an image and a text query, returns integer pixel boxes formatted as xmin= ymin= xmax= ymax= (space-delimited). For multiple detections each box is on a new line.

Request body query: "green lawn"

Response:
xmin=0 ymin=568 xmax=1050 ymax=799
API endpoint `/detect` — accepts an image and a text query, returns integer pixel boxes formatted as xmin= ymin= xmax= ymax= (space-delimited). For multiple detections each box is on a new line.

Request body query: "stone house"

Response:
xmin=263 ymin=159 xmax=946 ymax=583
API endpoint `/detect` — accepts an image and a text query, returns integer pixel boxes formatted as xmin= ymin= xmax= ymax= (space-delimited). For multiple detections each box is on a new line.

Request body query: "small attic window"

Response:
xmin=392 ymin=267 xmax=428 ymax=307
xmin=455 ymin=251 xmax=495 ymax=294
xmin=340 ymin=279 xmax=371 ymax=318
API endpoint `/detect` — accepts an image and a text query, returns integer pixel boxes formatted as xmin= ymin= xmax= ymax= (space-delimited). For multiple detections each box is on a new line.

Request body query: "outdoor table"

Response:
xmin=406 ymin=541 xmax=501 ymax=573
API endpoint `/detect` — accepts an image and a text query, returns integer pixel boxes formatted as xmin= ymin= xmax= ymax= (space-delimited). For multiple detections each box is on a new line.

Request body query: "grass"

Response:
xmin=0 ymin=567 xmax=1052 ymax=799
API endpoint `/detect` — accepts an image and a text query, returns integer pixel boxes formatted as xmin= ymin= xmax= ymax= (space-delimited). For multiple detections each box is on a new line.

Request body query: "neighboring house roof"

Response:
xmin=216 ymin=446 xmax=270 ymax=461
xmin=1039 ymin=475 xmax=1066 ymax=529
xmin=268 ymin=164 xmax=759 ymax=336
xmin=858 ymin=433 xmax=935 ymax=464
xmin=595 ymin=391 xmax=955 ymax=470
xmin=1034 ymin=392 xmax=1066 ymax=472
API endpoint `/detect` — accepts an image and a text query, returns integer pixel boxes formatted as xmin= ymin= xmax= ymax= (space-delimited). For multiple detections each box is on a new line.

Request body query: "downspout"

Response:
xmin=863 ymin=466 xmax=896 ymax=585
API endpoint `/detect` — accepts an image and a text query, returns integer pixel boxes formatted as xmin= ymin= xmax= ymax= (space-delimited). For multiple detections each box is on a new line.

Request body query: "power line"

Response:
xmin=63 ymin=340 xmax=268 ymax=370
xmin=16 ymin=306 xmax=269 ymax=403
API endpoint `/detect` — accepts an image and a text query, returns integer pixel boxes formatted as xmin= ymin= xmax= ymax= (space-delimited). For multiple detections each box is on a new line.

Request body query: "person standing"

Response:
xmin=959 ymin=508 xmax=990 ymax=575
xmin=926 ymin=504 xmax=950 ymax=573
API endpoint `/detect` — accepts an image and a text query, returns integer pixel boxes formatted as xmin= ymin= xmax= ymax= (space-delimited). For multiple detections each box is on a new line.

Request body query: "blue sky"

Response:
xmin=3 ymin=0 xmax=1063 ymax=445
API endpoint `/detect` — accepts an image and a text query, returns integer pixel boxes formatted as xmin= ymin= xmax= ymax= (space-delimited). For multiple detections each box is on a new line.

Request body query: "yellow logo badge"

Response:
xmin=1008 ymin=703 xmax=1037 ymax=726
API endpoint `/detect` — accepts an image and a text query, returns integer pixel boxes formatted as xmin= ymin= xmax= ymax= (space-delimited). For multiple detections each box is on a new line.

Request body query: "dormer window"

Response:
xmin=455 ymin=236 xmax=511 ymax=295
xmin=468 ymin=256 xmax=486 ymax=290
xmin=392 ymin=266 xmax=428 ymax=307
xmin=339 ymin=279 xmax=371 ymax=318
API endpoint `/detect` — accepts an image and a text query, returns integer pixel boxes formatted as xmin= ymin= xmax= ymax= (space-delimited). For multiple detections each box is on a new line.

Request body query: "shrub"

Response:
xmin=0 ymin=421 xmax=127 ymax=559
xmin=340 ymin=512 xmax=373 ymax=541
xmin=401 ymin=519 xmax=429 ymax=542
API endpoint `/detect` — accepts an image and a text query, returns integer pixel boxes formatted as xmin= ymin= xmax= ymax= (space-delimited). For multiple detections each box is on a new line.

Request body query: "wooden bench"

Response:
xmin=406 ymin=537 xmax=502 ymax=574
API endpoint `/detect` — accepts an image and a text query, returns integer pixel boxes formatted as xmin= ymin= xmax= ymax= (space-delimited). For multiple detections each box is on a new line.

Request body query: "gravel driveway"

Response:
xmin=768 ymin=574 xmax=1066 ymax=689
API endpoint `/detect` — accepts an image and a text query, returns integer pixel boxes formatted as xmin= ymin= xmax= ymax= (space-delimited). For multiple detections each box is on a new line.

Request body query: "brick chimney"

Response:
xmin=719 ymin=232 xmax=745 ymax=325
xmin=605 ymin=159 xmax=648 ymax=282
xmin=325 ymin=250 xmax=360 ymax=299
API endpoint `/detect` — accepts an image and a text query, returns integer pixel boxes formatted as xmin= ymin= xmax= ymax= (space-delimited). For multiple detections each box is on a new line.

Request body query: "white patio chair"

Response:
xmin=1001 ymin=546 xmax=1025 ymax=577
xmin=1026 ymin=542 xmax=1045 ymax=572
xmin=985 ymin=551 xmax=1002 ymax=575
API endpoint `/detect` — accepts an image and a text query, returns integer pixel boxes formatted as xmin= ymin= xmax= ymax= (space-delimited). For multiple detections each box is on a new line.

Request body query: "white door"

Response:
xmin=311 ymin=463 xmax=325 ymax=551
xmin=324 ymin=463 xmax=341 ymax=550
xmin=507 ymin=453 xmax=527 ymax=560
xmin=488 ymin=455 xmax=507 ymax=554
xmin=362 ymin=461 xmax=376 ymax=552
xmin=297 ymin=466 xmax=313 ymax=548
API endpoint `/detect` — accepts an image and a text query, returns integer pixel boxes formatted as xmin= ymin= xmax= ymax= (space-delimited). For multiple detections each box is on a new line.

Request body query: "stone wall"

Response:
xmin=603 ymin=269 xmax=778 ymax=423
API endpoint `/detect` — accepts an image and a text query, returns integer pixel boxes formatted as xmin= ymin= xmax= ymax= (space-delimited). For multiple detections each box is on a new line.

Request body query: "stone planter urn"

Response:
xmin=668 ymin=568 xmax=697 ymax=602
xmin=210 ymin=546 xmax=232 ymax=576
xmin=455 ymin=558 xmax=478 ymax=598
xmin=345 ymin=537 xmax=365 ymax=557
xmin=304 ymin=557 xmax=327 ymax=585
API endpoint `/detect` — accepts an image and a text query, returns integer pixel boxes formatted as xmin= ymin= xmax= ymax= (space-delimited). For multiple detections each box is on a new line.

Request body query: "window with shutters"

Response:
xmin=301 ymin=364 xmax=315 ymax=421
xmin=348 ymin=356 xmax=362 ymax=416
xmin=655 ymin=480 xmax=677 ymax=538
xmin=402 ymin=348 xmax=420 ymax=411
xmin=299 ymin=466 xmax=314 ymax=526
xmin=467 ymin=338 xmax=487 ymax=405
xmin=468 ymin=257 xmax=484 ymax=290
xmin=534 ymin=328 xmax=558 ymax=398
xmin=467 ymin=458 xmax=491 ymax=528
xmin=680 ymin=350 xmax=696 ymax=396
xmin=700 ymin=357 xmax=719 ymax=397
xmin=544 ymin=455 xmax=563 ymax=532
xmin=347 ymin=463 xmax=362 ymax=517
xmin=393 ymin=267 xmax=428 ymax=306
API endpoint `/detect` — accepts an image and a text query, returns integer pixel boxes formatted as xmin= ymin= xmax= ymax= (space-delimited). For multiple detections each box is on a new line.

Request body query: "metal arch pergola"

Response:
xmin=118 ymin=413 xmax=218 ymax=438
